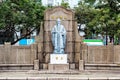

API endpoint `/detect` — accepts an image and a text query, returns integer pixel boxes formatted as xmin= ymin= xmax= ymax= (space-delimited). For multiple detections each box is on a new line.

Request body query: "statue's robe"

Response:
xmin=51 ymin=24 xmax=66 ymax=54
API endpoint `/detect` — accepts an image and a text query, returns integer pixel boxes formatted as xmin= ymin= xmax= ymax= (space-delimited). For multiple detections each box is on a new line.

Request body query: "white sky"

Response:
xmin=41 ymin=0 xmax=80 ymax=8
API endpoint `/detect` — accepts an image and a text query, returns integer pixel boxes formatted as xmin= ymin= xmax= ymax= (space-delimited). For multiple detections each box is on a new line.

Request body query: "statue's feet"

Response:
xmin=53 ymin=49 xmax=64 ymax=54
xmin=53 ymin=50 xmax=57 ymax=54
xmin=60 ymin=49 xmax=64 ymax=54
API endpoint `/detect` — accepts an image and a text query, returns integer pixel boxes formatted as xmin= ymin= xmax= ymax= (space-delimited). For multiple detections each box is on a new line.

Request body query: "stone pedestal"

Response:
xmin=50 ymin=54 xmax=67 ymax=64
xmin=48 ymin=54 xmax=69 ymax=70
xmin=79 ymin=60 xmax=84 ymax=70
xmin=48 ymin=64 xmax=69 ymax=70
xmin=34 ymin=60 xmax=39 ymax=70
xmin=69 ymin=63 xmax=75 ymax=69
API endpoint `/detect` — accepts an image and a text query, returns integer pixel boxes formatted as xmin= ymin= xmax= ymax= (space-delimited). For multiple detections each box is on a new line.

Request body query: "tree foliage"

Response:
xmin=75 ymin=2 xmax=99 ymax=38
xmin=75 ymin=0 xmax=120 ymax=44
xmin=0 ymin=0 xmax=45 ymax=45
xmin=61 ymin=0 xmax=70 ymax=9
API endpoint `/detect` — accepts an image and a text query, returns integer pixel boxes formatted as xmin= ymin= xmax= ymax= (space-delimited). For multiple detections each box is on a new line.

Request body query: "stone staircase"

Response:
xmin=0 ymin=77 xmax=120 ymax=80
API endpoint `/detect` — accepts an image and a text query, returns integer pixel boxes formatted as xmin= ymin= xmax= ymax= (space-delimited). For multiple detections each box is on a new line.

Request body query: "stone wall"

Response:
xmin=81 ymin=44 xmax=120 ymax=70
xmin=114 ymin=45 xmax=120 ymax=64
xmin=81 ymin=44 xmax=120 ymax=64
xmin=0 ymin=39 xmax=120 ymax=70
xmin=0 ymin=43 xmax=37 ymax=70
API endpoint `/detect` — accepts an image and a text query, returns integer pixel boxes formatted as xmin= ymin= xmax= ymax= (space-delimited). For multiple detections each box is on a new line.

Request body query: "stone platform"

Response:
xmin=0 ymin=70 xmax=120 ymax=80
xmin=48 ymin=64 xmax=69 ymax=70
xmin=49 ymin=54 xmax=69 ymax=70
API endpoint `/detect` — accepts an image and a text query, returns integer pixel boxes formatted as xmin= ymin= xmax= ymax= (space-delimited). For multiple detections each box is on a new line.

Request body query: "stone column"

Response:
xmin=31 ymin=43 xmax=39 ymax=70
xmin=81 ymin=43 xmax=88 ymax=63
xmin=74 ymin=21 xmax=85 ymax=70
xmin=74 ymin=21 xmax=82 ymax=63
xmin=79 ymin=60 xmax=84 ymax=70
xmin=4 ymin=42 xmax=11 ymax=64
xmin=34 ymin=60 xmax=39 ymax=70
xmin=106 ymin=43 xmax=114 ymax=63
xmin=35 ymin=22 xmax=44 ymax=63
xmin=31 ymin=44 xmax=37 ymax=59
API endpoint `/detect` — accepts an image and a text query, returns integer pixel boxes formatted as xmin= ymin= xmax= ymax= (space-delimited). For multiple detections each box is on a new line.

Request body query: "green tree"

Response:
xmin=75 ymin=0 xmax=120 ymax=44
xmin=61 ymin=0 xmax=70 ymax=8
xmin=92 ymin=0 xmax=120 ymax=44
xmin=0 ymin=0 xmax=45 ymax=45
xmin=75 ymin=2 xmax=98 ymax=38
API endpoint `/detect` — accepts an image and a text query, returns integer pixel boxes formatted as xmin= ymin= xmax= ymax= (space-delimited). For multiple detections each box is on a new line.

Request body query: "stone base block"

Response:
xmin=79 ymin=60 xmax=84 ymax=70
xmin=69 ymin=63 xmax=75 ymax=69
xmin=48 ymin=64 xmax=69 ymax=71
xmin=34 ymin=60 xmax=39 ymax=70
xmin=43 ymin=64 xmax=48 ymax=70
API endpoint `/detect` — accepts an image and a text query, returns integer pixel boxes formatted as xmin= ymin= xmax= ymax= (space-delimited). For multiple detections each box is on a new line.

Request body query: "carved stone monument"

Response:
xmin=36 ymin=6 xmax=82 ymax=70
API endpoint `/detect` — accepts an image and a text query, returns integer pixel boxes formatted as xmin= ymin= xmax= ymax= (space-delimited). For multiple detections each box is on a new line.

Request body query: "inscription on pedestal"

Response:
xmin=49 ymin=54 xmax=69 ymax=70
xmin=50 ymin=54 xmax=67 ymax=64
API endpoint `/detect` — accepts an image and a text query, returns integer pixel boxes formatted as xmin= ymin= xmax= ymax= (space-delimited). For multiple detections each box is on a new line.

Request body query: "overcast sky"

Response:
xmin=41 ymin=0 xmax=80 ymax=8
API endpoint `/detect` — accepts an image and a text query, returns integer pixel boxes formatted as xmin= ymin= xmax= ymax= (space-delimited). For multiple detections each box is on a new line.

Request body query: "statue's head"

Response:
xmin=56 ymin=18 xmax=61 ymax=25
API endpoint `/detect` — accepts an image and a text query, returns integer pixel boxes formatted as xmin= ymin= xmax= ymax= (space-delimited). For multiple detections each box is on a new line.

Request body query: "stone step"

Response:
xmin=85 ymin=64 xmax=120 ymax=67
xmin=0 ymin=64 xmax=33 ymax=70
xmin=0 ymin=77 xmax=120 ymax=80
xmin=0 ymin=64 xmax=33 ymax=67
xmin=85 ymin=64 xmax=120 ymax=70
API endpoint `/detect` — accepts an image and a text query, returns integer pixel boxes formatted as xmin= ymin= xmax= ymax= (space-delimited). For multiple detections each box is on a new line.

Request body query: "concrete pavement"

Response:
xmin=0 ymin=70 xmax=120 ymax=80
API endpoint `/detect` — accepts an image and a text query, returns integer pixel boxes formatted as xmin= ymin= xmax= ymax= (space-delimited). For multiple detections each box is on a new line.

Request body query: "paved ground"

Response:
xmin=0 ymin=70 xmax=120 ymax=80
xmin=0 ymin=70 xmax=120 ymax=79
